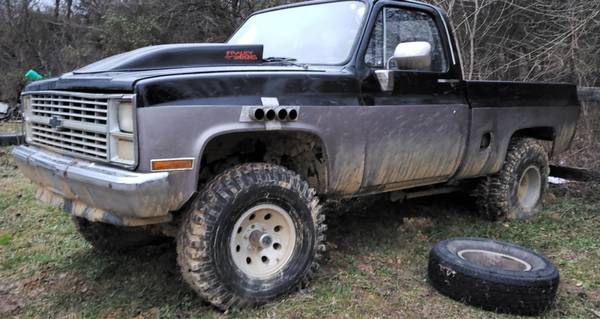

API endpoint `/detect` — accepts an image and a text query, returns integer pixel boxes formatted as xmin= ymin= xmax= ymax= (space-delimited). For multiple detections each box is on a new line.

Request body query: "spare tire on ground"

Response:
xmin=428 ymin=237 xmax=559 ymax=316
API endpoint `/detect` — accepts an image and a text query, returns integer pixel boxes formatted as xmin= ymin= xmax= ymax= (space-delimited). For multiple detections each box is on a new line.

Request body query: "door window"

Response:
xmin=365 ymin=7 xmax=447 ymax=72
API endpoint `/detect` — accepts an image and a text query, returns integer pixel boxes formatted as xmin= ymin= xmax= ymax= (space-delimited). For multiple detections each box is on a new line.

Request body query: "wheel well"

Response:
xmin=198 ymin=132 xmax=328 ymax=192
xmin=512 ymin=127 xmax=555 ymax=141
xmin=510 ymin=127 xmax=555 ymax=156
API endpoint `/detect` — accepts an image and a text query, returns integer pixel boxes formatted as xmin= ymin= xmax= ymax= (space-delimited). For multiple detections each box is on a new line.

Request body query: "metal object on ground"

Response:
xmin=0 ymin=132 xmax=25 ymax=146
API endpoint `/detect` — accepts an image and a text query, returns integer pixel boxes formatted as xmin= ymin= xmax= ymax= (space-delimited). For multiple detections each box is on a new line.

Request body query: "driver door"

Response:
xmin=360 ymin=4 xmax=470 ymax=192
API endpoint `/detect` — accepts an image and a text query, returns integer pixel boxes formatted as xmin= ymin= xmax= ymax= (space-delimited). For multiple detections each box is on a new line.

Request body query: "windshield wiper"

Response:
xmin=263 ymin=57 xmax=309 ymax=70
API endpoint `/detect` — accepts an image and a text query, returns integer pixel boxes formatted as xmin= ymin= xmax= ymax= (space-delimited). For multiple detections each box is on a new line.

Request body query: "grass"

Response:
xmin=1 ymin=143 xmax=599 ymax=318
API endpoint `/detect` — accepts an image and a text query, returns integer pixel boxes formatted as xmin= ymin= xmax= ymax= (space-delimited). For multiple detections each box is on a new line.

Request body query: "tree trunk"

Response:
xmin=54 ymin=0 xmax=60 ymax=18
xmin=66 ymin=0 xmax=72 ymax=20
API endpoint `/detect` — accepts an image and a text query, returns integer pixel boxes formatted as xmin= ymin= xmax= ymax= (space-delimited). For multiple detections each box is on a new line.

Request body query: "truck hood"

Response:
xmin=23 ymin=43 xmax=326 ymax=92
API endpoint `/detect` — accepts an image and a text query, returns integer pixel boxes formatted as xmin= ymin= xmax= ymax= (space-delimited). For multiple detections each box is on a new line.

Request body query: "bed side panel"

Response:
xmin=454 ymin=81 xmax=580 ymax=179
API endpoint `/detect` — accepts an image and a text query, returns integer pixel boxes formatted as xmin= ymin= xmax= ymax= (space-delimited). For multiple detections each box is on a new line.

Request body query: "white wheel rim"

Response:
xmin=517 ymin=165 xmax=542 ymax=209
xmin=229 ymin=203 xmax=296 ymax=279
xmin=458 ymin=249 xmax=533 ymax=272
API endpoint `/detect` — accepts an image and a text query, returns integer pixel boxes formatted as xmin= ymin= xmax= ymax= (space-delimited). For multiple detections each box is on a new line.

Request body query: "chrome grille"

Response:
xmin=25 ymin=91 xmax=115 ymax=162
xmin=30 ymin=123 xmax=108 ymax=160
xmin=30 ymin=93 xmax=108 ymax=125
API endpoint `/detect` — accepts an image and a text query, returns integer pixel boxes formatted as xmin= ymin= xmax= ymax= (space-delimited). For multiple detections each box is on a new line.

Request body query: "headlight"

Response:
xmin=109 ymin=96 xmax=136 ymax=166
xmin=118 ymin=101 xmax=134 ymax=133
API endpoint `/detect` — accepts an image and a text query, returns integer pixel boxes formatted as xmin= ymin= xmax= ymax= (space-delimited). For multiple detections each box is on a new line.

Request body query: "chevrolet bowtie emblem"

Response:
xmin=49 ymin=115 xmax=64 ymax=130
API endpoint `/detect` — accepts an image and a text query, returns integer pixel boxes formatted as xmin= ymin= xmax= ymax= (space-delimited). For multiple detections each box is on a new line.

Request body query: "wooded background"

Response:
xmin=1 ymin=0 xmax=599 ymax=103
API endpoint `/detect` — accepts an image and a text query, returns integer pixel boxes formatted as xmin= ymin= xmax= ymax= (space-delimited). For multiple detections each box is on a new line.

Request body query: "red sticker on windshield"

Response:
xmin=225 ymin=50 xmax=259 ymax=61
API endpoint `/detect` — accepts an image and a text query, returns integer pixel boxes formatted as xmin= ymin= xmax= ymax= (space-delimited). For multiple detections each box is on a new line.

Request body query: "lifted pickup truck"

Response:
xmin=12 ymin=0 xmax=579 ymax=309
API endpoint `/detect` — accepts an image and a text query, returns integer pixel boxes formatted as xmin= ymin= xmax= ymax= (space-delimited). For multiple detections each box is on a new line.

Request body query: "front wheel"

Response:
xmin=177 ymin=163 xmax=326 ymax=309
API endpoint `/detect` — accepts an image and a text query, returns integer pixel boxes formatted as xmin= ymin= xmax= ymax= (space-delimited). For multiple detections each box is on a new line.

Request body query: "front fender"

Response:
xmin=136 ymin=105 xmax=334 ymax=211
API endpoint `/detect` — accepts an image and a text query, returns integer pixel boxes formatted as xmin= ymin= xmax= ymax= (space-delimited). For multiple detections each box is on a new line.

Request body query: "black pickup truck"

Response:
xmin=13 ymin=0 xmax=579 ymax=309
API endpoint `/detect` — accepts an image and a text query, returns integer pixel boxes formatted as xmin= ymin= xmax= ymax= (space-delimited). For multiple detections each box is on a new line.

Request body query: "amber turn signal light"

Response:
xmin=151 ymin=158 xmax=194 ymax=172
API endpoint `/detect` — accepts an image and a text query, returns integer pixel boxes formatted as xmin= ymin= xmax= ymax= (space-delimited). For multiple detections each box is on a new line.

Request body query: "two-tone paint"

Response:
xmin=16 ymin=0 xmax=580 ymax=224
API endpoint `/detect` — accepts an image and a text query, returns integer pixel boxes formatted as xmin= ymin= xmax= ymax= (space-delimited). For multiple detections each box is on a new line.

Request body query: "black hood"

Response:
xmin=74 ymin=43 xmax=264 ymax=74
xmin=22 ymin=44 xmax=324 ymax=93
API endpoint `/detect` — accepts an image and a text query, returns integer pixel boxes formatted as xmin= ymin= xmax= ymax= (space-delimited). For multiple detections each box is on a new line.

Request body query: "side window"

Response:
xmin=364 ymin=7 xmax=447 ymax=72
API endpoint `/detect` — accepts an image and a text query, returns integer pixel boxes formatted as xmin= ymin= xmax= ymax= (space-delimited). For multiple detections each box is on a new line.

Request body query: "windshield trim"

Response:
xmin=228 ymin=0 xmax=371 ymax=67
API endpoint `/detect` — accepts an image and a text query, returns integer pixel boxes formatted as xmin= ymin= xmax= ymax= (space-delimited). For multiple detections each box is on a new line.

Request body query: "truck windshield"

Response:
xmin=228 ymin=1 xmax=367 ymax=65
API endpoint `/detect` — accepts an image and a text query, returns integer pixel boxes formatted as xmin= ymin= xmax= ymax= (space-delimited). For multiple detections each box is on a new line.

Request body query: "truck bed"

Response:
xmin=452 ymin=80 xmax=580 ymax=179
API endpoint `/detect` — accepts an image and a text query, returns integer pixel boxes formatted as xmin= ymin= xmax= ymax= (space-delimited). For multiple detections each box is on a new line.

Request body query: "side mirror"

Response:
xmin=389 ymin=41 xmax=432 ymax=69
xmin=375 ymin=41 xmax=432 ymax=92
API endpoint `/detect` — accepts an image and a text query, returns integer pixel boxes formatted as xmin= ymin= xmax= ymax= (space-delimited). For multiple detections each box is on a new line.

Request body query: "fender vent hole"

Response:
xmin=480 ymin=132 xmax=492 ymax=149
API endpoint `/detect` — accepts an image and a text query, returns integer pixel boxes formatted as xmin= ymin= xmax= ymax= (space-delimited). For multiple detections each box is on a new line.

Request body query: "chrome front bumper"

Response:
xmin=11 ymin=145 xmax=172 ymax=226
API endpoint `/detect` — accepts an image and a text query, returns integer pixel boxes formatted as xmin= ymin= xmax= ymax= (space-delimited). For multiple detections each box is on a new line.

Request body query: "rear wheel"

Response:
xmin=72 ymin=217 xmax=169 ymax=253
xmin=177 ymin=163 xmax=326 ymax=309
xmin=476 ymin=138 xmax=549 ymax=220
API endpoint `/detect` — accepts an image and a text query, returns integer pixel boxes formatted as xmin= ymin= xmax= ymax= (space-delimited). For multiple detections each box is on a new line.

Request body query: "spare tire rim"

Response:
xmin=458 ymin=249 xmax=533 ymax=271
xmin=230 ymin=204 xmax=296 ymax=279
xmin=517 ymin=165 xmax=542 ymax=209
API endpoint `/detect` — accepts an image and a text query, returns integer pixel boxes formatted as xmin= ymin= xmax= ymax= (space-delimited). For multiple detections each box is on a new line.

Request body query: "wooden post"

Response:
xmin=578 ymin=87 xmax=600 ymax=103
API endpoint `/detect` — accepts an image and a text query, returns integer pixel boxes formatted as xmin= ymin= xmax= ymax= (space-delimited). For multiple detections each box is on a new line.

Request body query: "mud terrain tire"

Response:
xmin=177 ymin=163 xmax=326 ymax=310
xmin=73 ymin=217 xmax=168 ymax=253
xmin=476 ymin=138 xmax=549 ymax=220
xmin=428 ymin=237 xmax=559 ymax=316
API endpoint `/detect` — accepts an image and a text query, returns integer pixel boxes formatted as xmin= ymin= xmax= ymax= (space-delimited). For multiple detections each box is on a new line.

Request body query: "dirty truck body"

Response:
xmin=12 ymin=0 xmax=579 ymax=309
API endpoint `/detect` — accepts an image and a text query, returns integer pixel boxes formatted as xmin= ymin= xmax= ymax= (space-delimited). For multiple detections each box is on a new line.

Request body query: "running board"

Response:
xmin=389 ymin=186 xmax=461 ymax=202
